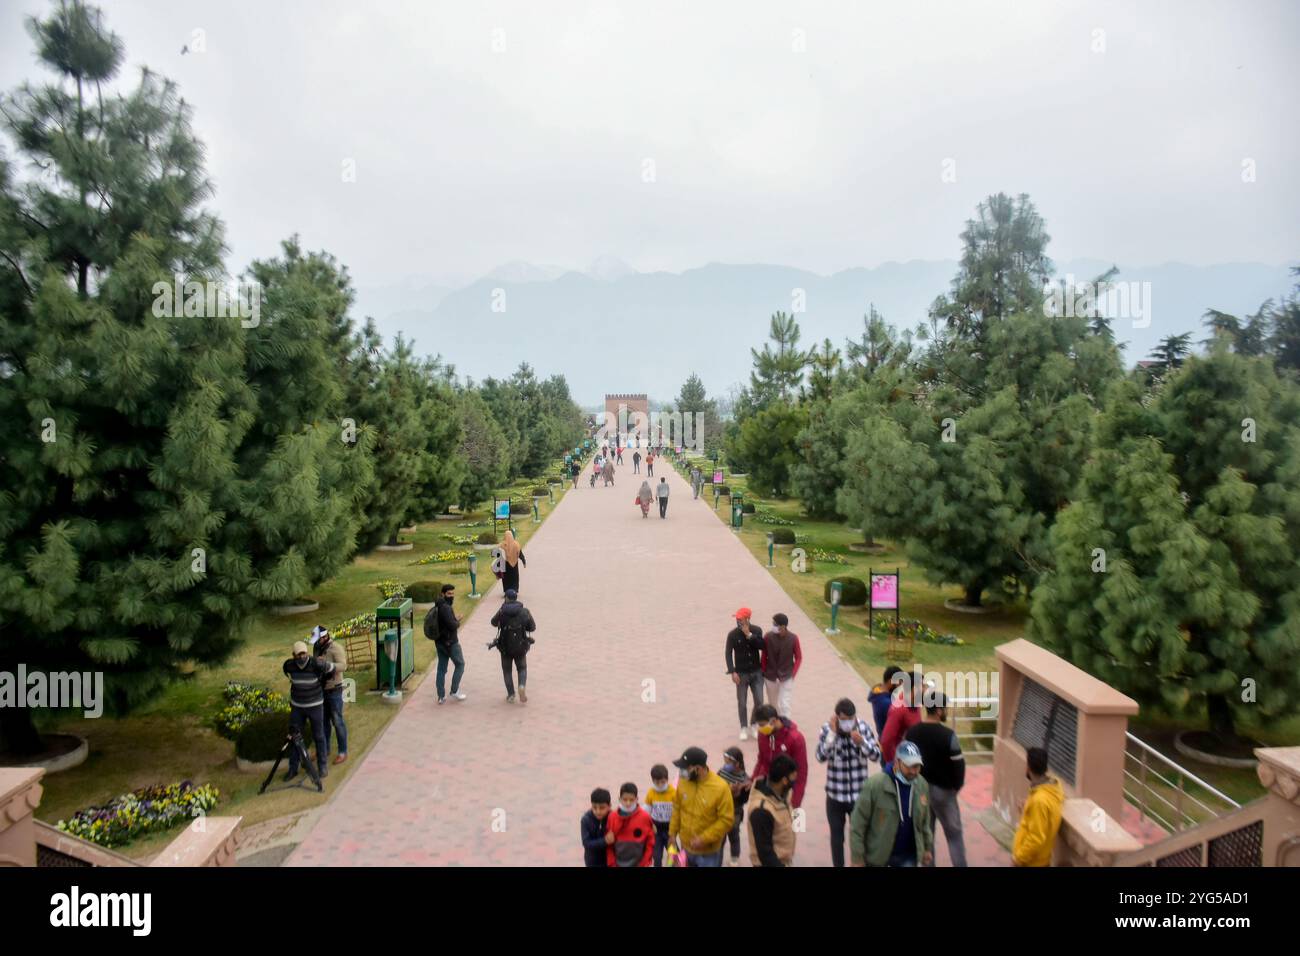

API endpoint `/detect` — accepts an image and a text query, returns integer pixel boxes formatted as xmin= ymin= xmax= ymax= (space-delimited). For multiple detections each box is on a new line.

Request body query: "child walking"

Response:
xmin=719 ymin=746 xmax=751 ymax=867
xmin=645 ymin=764 xmax=676 ymax=867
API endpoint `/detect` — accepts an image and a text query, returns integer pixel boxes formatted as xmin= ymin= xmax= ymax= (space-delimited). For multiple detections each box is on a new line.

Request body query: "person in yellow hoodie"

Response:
xmin=1013 ymin=747 xmax=1065 ymax=866
xmin=668 ymin=746 xmax=735 ymax=867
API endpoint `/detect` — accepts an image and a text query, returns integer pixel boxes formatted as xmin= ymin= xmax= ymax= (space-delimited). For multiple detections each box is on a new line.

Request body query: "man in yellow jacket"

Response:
xmin=669 ymin=746 xmax=735 ymax=867
xmin=1013 ymin=747 xmax=1065 ymax=866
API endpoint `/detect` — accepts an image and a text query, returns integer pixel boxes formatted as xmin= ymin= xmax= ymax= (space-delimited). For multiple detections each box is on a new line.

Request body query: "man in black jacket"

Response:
xmin=433 ymin=584 xmax=466 ymax=705
xmin=490 ymin=589 xmax=537 ymax=703
xmin=725 ymin=607 xmax=766 ymax=741
xmin=905 ymin=693 xmax=967 ymax=866
xmin=282 ymin=640 xmax=335 ymax=781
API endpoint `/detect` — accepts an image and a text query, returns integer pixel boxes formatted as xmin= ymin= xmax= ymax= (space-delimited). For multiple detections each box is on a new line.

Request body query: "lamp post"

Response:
xmin=767 ymin=532 xmax=775 ymax=568
xmin=468 ymin=553 xmax=481 ymax=598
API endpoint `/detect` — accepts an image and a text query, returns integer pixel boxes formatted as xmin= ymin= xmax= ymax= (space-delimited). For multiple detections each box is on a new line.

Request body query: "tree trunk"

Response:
xmin=0 ymin=706 xmax=42 ymax=757
xmin=1206 ymin=693 xmax=1236 ymax=742
xmin=963 ymin=582 xmax=984 ymax=607
xmin=386 ymin=529 xmax=400 ymax=547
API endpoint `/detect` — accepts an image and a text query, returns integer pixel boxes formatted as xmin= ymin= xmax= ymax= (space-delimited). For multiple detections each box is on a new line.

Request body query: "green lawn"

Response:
xmin=32 ymin=469 xmax=573 ymax=859
xmin=690 ymin=461 xmax=1297 ymax=811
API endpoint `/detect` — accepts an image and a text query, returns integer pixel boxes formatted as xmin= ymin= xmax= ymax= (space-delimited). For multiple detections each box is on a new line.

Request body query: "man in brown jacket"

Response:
xmin=761 ymin=613 xmax=803 ymax=718
xmin=312 ymin=625 xmax=348 ymax=765
xmin=747 ymin=754 xmax=798 ymax=867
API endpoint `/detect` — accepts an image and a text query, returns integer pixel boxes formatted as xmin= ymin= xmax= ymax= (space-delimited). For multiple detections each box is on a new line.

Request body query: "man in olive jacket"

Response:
xmin=849 ymin=741 xmax=934 ymax=867
xmin=668 ymin=746 xmax=735 ymax=867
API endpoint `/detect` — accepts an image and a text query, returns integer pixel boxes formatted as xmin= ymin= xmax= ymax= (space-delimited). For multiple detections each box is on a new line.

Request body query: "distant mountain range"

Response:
xmin=353 ymin=259 xmax=1296 ymax=405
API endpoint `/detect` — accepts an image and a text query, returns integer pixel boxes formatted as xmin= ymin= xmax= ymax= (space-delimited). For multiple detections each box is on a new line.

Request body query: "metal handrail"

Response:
xmin=1123 ymin=732 xmax=1240 ymax=831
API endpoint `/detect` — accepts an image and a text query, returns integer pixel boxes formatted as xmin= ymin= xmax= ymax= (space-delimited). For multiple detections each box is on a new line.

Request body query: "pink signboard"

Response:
xmin=712 ymin=471 xmax=724 ymax=484
xmin=871 ymin=574 xmax=898 ymax=610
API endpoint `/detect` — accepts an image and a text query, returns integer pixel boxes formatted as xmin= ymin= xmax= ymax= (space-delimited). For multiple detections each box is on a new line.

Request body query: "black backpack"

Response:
xmin=497 ymin=612 xmax=529 ymax=657
xmin=424 ymin=601 xmax=442 ymax=642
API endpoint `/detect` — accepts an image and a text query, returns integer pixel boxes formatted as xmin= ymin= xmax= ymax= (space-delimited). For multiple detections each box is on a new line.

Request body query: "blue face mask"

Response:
xmin=894 ymin=767 xmax=911 ymax=784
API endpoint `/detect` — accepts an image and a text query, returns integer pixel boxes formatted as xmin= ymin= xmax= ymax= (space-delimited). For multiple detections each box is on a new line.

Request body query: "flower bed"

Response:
xmin=441 ymin=533 xmax=478 ymax=545
xmin=411 ymin=549 xmax=471 ymax=566
xmin=214 ymin=681 xmax=290 ymax=740
xmin=57 ymin=781 xmax=221 ymax=848
xmin=754 ymin=510 xmax=795 ymax=526
xmin=332 ymin=612 xmax=376 ymax=638
xmin=374 ymin=578 xmax=405 ymax=600
xmin=870 ymin=617 xmax=966 ymax=646
xmin=809 ymin=547 xmax=848 ymax=565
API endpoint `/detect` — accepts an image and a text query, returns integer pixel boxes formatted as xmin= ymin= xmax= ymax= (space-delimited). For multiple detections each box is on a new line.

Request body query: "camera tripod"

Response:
xmin=258 ymin=729 xmax=324 ymax=794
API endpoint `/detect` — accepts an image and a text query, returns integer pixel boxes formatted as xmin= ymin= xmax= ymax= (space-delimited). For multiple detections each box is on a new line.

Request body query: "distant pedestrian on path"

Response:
xmin=605 ymin=783 xmax=655 ymax=867
xmin=747 ymin=753 xmax=799 ymax=867
xmin=602 ymin=459 xmax=615 ymax=487
xmin=490 ymin=588 xmax=536 ymax=703
xmin=571 ymin=459 xmax=581 ymax=488
xmin=616 ymin=446 xmax=624 ymax=465
xmin=751 ymin=703 xmax=808 ymax=811
xmin=906 ymin=693 xmax=967 ymax=867
xmin=725 ymin=608 xmax=765 ymax=740
xmin=669 ymin=746 xmax=734 ymax=867
xmin=761 ymin=613 xmax=802 ymax=718
xmin=816 ymin=698 xmax=881 ymax=867
xmin=849 ymin=740 xmax=933 ymax=867
xmin=1012 ymin=747 xmax=1064 ymax=867
xmin=633 ymin=450 xmax=641 ymax=473
xmin=500 ymin=530 xmax=525 ymax=594
xmin=646 ymin=452 xmax=655 ymax=477
xmin=657 ymin=476 xmax=670 ymax=518
xmin=645 ymin=764 xmax=676 ymax=867
xmin=691 ymin=466 xmax=703 ymax=499
xmin=581 ymin=788 xmax=611 ymax=867
xmin=718 ymin=746 xmax=751 ymax=866
xmin=430 ymin=584 xmax=467 ymax=705
xmin=637 ymin=479 xmax=653 ymax=518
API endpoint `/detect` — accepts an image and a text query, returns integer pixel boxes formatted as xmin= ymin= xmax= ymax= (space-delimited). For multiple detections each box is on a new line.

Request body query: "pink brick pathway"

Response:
xmin=287 ymin=456 xmax=1010 ymax=866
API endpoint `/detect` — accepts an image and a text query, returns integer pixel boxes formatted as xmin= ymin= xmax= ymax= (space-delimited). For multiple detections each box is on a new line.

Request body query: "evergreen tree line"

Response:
xmin=717 ymin=192 xmax=1300 ymax=740
xmin=0 ymin=1 xmax=583 ymax=752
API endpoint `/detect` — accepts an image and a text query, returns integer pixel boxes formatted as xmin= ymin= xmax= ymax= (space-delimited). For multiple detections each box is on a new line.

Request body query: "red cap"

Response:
xmin=735 ymin=607 xmax=752 ymax=619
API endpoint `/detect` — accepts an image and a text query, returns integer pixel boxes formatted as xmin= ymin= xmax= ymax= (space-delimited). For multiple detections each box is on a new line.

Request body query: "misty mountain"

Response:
xmin=355 ymin=260 xmax=1296 ymax=405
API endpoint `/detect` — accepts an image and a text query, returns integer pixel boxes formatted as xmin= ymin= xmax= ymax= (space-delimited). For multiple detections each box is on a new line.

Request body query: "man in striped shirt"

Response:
xmin=815 ymin=697 xmax=881 ymax=867
xmin=282 ymin=640 xmax=335 ymax=782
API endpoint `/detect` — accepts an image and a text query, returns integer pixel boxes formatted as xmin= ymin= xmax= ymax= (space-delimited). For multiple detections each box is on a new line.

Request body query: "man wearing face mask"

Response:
xmin=605 ymin=782 xmax=655 ymax=867
xmin=816 ymin=698 xmax=881 ymax=867
xmin=849 ymin=740 xmax=933 ymax=867
xmin=746 ymin=754 xmax=799 ymax=867
xmin=760 ymin=613 xmax=802 ymax=718
xmin=281 ymin=640 xmax=335 ymax=782
xmin=750 ymin=704 xmax=808 ymax=811
xmin=725 ymin=607 xmax=765 ymax=740
xmin=668 ymin=746 xmax=735 ymax=867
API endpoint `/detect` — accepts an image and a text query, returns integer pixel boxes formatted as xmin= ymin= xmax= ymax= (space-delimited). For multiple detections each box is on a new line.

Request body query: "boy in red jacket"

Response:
xmin=606 ymin=782 xmax=655 ymax=867
xmin=750 ymin=704 xmax=809 ymax=810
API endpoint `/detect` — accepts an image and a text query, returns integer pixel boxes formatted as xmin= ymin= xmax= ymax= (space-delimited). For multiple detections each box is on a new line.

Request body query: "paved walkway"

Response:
xmin=287 ymin=454 xmax=1009 ymax=866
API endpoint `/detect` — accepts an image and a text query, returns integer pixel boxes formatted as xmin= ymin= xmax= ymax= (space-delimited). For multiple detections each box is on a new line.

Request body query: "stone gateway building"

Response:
xmin=603 ymin=393 xmax=649 ymax=441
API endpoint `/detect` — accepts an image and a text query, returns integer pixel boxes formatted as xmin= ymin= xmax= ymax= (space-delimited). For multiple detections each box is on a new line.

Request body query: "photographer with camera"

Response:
xmin=489 ymin=588 xmax=536 ymax=703
xmin=282 ymin=640 xmax=335 ymax=781
xmin=311 ymin=625 xmax=349 ymax=766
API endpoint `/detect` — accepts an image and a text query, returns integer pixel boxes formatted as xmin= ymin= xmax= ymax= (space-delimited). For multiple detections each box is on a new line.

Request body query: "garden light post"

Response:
xmin=468 ymin=553 xmax=480 ymax=598
xmin=827 ymin=580 xmax=842 ymax=635
xmin=532 ymin=499 xmax=540 ymax=523
xmin=767 ymin=532 xmax=774 ymax=568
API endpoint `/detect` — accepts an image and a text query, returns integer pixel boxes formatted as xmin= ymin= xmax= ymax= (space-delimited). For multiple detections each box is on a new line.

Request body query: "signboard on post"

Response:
xmin=493 ymin=497 xmax=511 ymax=535
xmin=870 ymin=568 xmax=905 ymax=659
xmin=712 ymin=470 xmax=723 ymax=485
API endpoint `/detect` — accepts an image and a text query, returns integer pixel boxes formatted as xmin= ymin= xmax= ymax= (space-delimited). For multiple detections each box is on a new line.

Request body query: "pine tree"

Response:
xmin=748 ymin=312 xmax=808 ymax=409
xmin=455 ymin=389 xmax=509 ymax=511
xmin=1030 ymin=354 xmax=1300 ymax=739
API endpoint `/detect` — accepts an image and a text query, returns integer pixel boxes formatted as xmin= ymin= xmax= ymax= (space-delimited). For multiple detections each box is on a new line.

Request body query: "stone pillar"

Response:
xmin=149 ymin=816 xmax=243 ymax=867
xmin=1255 ymin=747 xmax=1300 ymax=867
xmin=0 ymin=767 xmax=44 ymax=868
xmin=1055 ymin=798 xmax=1143 ymax=866
xmin=992 ymin=639 xmax=1139 ymax=825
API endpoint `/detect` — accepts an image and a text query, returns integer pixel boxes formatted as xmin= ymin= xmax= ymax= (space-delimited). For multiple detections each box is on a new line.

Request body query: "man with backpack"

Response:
xmin=490 ymin=588 xmax=537 ymax=703
xmin=426 ymin=584 xmax=466 ymax=704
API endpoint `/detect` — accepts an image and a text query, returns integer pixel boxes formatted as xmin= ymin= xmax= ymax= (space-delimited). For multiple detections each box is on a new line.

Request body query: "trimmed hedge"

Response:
xmin=509 ymin=501 xmax=531 ymax=515
xmin=771 ymin=528 xmax=796 ymax=545
xmin=531 ymin=486 xmax=549 ymax=497
xmin=715 ymin=485 xmax=731 ymax=496
xmin=742 ymin=503 xmax=756 ymax=514
xmin=406 ymin=580 xmax=443 ymax=603
xmin=824 ymin=576 xmax=868 ymax=606
xmin=476 ymin=531 xmax=498 ymax=544
xmin=236 ymin=711 xmax=294 ymax=762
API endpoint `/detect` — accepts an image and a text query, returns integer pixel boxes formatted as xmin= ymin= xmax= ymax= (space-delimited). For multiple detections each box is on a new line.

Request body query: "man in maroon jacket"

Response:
xmin=760 ymin=612 xmax=802 ymax=718
xmin=750 ymin=703 xmax=809 ymax=811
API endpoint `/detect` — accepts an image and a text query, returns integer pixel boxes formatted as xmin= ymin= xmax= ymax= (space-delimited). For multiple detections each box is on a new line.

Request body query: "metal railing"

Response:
xmin=1123 ymin=732 xmax=1241 ymax=833
xmin=948 ymin=697 xmax=998 ymax=761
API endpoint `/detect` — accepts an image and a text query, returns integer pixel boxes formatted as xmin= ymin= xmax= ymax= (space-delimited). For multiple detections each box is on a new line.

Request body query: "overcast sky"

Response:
xmin=1 ymin=0 xmax=1296 ymax=289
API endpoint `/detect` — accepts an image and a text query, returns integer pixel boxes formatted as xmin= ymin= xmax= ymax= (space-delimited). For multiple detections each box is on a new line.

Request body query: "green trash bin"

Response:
xmin=374 ymin=596 xmax=415 ymax=691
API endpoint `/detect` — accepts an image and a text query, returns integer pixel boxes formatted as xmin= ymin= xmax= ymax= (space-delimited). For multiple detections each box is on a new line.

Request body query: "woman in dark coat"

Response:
xmin=501 ymin=529 xmax=525 ymax=594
